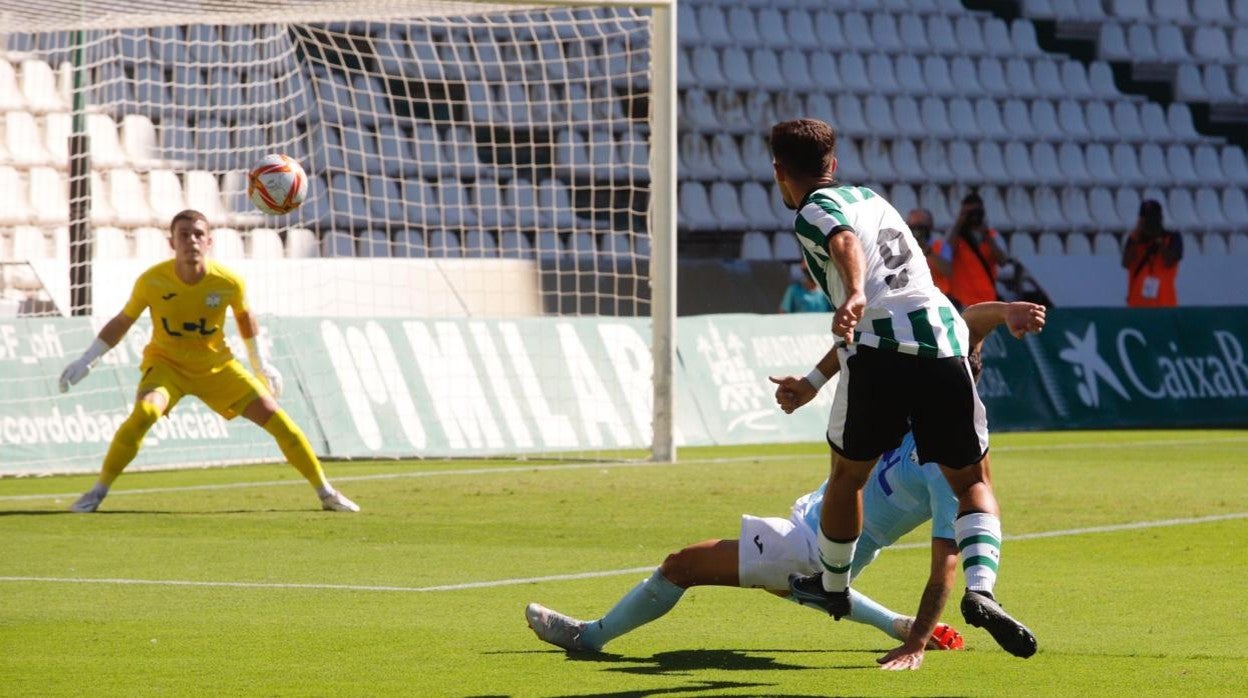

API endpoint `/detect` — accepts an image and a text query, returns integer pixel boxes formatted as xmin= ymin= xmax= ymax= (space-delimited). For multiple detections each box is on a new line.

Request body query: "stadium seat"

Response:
xmin=1114 ymin=187 xmax=1142 ymax=224
xmin=1057 ymin=99 xmax=1091 ymax=141
xmin=1182 ymin=232 xmax=1203 ymax=256
xmin=1221 ymin=146 xmax=1248 ymax=185
xmin=861 ymin=138 xmax=896 ymax=181
xmin=92 ymin=226 xmax=130 ymax=259
xmin=26 ymin=167 xmax=67 ymax=226
xmin=835 ymin=137 xmax=867 ymax=183
xmin=1139 ymin=102 xmax=1173 ymax=143
xmin=1008 ymin=231 xmax=1036 ymax=257
xmin=1088 ymin=187 xmax=1120 ymax=229
xmin=498 ymin=230 xmax=534 ymax=259
xmin=120 ymin=114 xmax=161 ymax=168
xmin=709 ymin=181 xmax=747 ymax=229
xmin=1062 ymin=187 xmax=1096 ymax=232
xmin=1125 ymin=23 xmax=1160 ymax=63
xmin=1231 ymin=233 xmax=1248 ymax=257
xmin=679 ymin=181 xmax=717 ymax=232
xmin=1033 ymin=59 xmax=1064 ymax=99
xmin=19 ymin=59 xmax=64 ymax=113
xmin=90 ymin=172 xmax=116 ymax=226
xmin=1065 ymin=233 xmax=1092 ymax=256
xmin=356 ymin=229 xmax=391 ymax=258
xmin=919 ymin=97 xmax=955 ymax=138
xmin=785 ymin=9 xmax=820 ymax=50
xmin=689 ymin=47 xmax=726 ymax=89
xmin=1004 ymin=142 xmax=1036 ymax=183
xmin=837 ymin=53 xmax=870 ymax=94
xmin=740 ymin=231 xmax=772 ymax=260
xmin=1222 ymin=187 xmax=1248 ymax=224
xmin=1005 ymin=58 xmax=1038 ymax=98
xmin=807 ymin=51 xmax=842 ymax=93
xmin=974 ymin=98 xmax=1009 ymax=141
xmin=131 ymin=227 xmax=168 ymax=261
xmin=722 ymin=47 xmax=756 ymax=89
xmin=1058 ymin=142 xmax=1088 ymax=186
xmin=696 ymin=5 xmax=732 ymax=46
xmin=891 ymin=97 xmax=925 ymax=139
xmin=1195 ymin=188 xmax=1229 ymax=231
xmin=389 ymin=229 xmax=425 ymax=258
xmin=535 ymin=179 xmax=576 ymax=231
xmin=919 ymin=139 xmax=954 ymax=183
xmin=977 ymin=58 xmax=1010 ymax=97
xmin=1166 ymin=189 xmax=1203 ymax=230
xmin=1167 ymin=104 xmax=1202 ymax=143
xmin=1202 ymin=64 xmax=1237 ymax=104
xmin=1192 ymin=26 xmax=1232 ymax=63
xmin=1193 ymin=0 xmax=1234 ymax=24
xmin=1138 ymin=143 xmax=1171 ymax=181
xmin=1111 ymin=102 xmax=1146 ymax=142
xmin=6 ymin=111 xmax=50 ymax=166
xmin=869 ymin=54 xmax=904 ymax=96
xmin=926 ymin=14 xmax=958 ymax=55
xmin=39 ymin=112 xmax=69 ymax=167
xmin=1031 ymin=142 xmax=1063 ymax=184
xmin=922 ymin=56 xmax=956 ymax=96
xmin=1111 ymin=144 xmax=1147 ymax=186
xmin=210 ymin=227 xmax=244 ymax=259
xmin=1060 ymin=61 xmax=1095 ymax=100
xmin=1005 ymin=186 xmax=1040 ymax=231
xmin=427 ymin=230 xmax=461 ymax=258
xmin=1034 ymin=186 xmax=1067 ymax=231
xmin=1036 ymin=232 xmax=1063 ymax=255
xmin=779 ymin=49 xmax=813 ymax=90
xmin=812 ymin=10 xmax=845 ymax=47
xmin=247 ymin=228 xmax=284 ymax=259
xmin=920 ymin=183 xmax=954 ymax=229
xmin=1202 ymin=234 xmax=1229 ymax=257
xmin=147 ymin=170 xmax=187 ymax=225
xmin=727 ymin=6 xmax=762 ymax=46
xmin=834 ymin=94 xmax=868 ymax=138
xmin=892 ymin=139 xmax=925 ymax=182
xmin=1098 ymin=23 xmax=1131 ymax=62
xmin=740 ymin=181 xmax=777 ymax=230
xmin=0 ymin=167 xmax=30 ymax=226
xmin=771 ymin=232 xmax=801 ymax=261
xmin=1031 ymin=100 xmax=1063 ymax=141
xmin=1011 ymin=19 xmax=1044 ymax=57
xmin=108 ymin=169 xmax=154 ymax=227
xmin=863 ymin=96 xmax=898 ymax=139
xmin=1092 ymin=232 xmax=1121 ymax=256
xmin=975 ymin=141 xmax=1009 ymax=183
xmin=710 ymin=133 xmax=750 ymax=181
xmin=533 ymin=230 xmax=564 ymax=259
xmin=0 ymin=60 xmax=27 ymax=111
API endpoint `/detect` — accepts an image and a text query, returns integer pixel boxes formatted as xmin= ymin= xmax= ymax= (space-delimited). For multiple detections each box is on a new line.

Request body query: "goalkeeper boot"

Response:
xmin=320 ymin=490 xmax=361 ymax=513
xmin=787 ymin=573 xmax=852 ymax=620
xmin=69 ymin=486 xmax=107 ymax=513
xmin=525 ymin=603 xmax=595 ymax=652
xmin=961 ymin=589 xmax=1037 ymax=658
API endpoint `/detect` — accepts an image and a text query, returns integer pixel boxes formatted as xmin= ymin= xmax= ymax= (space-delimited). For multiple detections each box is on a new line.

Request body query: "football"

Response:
xmin=247 ymin=154 xmax=307 ymax=215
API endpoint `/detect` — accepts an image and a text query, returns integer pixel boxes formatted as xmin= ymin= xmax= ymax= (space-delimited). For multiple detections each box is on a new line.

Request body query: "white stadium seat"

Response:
xmin=133 ymin=227 xmax=170 ymax=261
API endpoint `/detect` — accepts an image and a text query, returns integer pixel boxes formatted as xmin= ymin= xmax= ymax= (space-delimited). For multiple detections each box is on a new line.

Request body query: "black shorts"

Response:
xmin=825 ymin=344 xmax=989 ymax=468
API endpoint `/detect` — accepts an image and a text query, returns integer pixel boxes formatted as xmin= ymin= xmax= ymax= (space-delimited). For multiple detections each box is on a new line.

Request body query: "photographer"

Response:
xmin=945 ymin=192 xmax=1009 ymax=309
xmin=906 ymin=208 xmax=952 ymax=295
xmin=1121 ymin=199 xmax=1182 ymax=307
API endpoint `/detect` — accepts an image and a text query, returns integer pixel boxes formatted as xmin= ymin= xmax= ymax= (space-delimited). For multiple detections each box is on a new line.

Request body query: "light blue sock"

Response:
xmin=846 ymin=589 xmax=905 ymax=640
xmin=579 ymin=569 xmax=685 ymax=650
xmin=785 ymin=587 xmax=903 ymax=640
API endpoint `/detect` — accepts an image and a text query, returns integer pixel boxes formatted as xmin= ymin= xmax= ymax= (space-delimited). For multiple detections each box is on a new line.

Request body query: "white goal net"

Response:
xmin=0 ymin=0 xmax=676 ymax=472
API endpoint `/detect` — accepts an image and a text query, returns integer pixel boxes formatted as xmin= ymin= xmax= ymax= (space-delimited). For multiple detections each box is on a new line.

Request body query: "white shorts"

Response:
xmin=737 ymin=515 xmax=885 ymax=591
xmin=737 ymin=515 xmax=819 ymax=591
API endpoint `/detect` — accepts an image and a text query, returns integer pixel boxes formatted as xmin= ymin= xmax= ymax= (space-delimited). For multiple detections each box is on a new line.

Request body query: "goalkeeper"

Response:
xmin=526 ymin=301 xmax=1044 ymax=670
xmin=59 ymin=209 xmax=359 ymax=513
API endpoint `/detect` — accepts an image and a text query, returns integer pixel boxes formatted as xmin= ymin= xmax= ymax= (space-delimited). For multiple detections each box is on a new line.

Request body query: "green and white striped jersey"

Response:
xmin=792 ymin=184 xmax=969 ymax=358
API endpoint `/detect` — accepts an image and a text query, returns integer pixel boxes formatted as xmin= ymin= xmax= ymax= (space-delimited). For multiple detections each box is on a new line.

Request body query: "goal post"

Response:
xmin=0 ymin=0 xmax=676 ymax=472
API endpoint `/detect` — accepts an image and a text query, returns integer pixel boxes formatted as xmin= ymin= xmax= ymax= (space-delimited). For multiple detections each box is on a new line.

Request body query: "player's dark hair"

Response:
xmin=770 ymin=119 xmax=836 ymax=180
xmin=169 ymin=209 xmax=209 ymax=233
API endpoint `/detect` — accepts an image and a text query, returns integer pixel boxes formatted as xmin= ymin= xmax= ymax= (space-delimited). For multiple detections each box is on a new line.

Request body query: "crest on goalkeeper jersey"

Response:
xmin=248 ymin=154 xmax=308 ymax=216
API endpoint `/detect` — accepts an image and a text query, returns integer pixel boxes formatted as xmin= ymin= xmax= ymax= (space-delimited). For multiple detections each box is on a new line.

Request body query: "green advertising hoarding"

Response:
xmin=3 ymin=308 xmax=1245 ymax=475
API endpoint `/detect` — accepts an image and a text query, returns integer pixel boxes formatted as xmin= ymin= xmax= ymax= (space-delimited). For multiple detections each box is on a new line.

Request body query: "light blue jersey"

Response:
xmin=790 ymin=432 xmax=958 ymax=549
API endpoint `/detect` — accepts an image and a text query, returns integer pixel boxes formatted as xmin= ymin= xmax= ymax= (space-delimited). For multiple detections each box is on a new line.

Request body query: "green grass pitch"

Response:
xmin=1 ymin=430 xmax=1245 ymax=696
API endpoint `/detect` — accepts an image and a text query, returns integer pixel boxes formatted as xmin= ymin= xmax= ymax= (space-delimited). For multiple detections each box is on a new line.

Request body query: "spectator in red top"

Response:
xmin=906 ymin=208 xmax=951 ymax=295
xmin=1121 ymin=199 xmax=1182 ymax=307
xmin=945 ymin=192 xmax=1008 ymax=310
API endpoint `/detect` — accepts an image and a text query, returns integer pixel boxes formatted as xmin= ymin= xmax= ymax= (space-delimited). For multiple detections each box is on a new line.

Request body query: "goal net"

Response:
xmin=0 ymin=0 xmax=676 ymax=474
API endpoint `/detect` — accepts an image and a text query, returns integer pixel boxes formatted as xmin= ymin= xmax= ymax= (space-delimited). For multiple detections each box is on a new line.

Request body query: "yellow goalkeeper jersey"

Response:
xmin=122 ymin=259 xmax=249 ymax=375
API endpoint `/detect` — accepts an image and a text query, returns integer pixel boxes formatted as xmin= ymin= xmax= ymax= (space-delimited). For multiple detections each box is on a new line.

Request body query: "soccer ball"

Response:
xmin=248 ymin=154 xmax=307 ymax=215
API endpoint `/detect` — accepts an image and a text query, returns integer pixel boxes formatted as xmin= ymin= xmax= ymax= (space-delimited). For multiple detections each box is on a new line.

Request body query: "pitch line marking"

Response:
xmin=2 ymin=435 xmax=1245 ymax=504
xmin=1 ymin=512 xmax=1244 ymax=594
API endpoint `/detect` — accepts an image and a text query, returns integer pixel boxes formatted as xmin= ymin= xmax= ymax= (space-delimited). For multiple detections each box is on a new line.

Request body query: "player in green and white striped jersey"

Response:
xmin=768 ymin=119 xmax=1036 ymax=660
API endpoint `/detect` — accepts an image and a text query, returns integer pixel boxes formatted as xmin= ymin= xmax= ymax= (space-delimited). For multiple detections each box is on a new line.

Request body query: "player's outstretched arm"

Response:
xmin=878 ymin=538 xmax=958 ymax=671
xmin=960 ymin=301 xmax=1046 ymax=351
xmin=236 ymin=311 xmax=283 ymax=399
xmin=770 ymin=343 xmax=842 ymax=414
xmin=58 ymin=313 xmax=135 ymax=392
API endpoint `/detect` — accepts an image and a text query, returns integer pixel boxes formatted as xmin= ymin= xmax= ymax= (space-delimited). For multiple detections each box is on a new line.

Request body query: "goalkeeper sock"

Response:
xmin=846 ymin=589 xmax=904 ymax=639
xmin=579 ymin=569 xmax=685 ymax=651
xmin=99 ymin=400 xmax=162 ymax=486
xmin=956 ymin=512 xmax=1002 ymax=594
xmin=262 ymin=409 xmax=328 ymax=491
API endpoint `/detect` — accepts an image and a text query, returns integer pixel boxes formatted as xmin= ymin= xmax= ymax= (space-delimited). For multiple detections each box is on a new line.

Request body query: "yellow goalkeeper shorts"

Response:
xmin=137 ymin=358 xmax=268 ymax=420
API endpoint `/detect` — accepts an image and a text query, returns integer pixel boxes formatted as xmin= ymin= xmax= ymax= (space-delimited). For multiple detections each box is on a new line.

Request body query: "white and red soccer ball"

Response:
xmin=248 ymin=154 xmax=307 ymax=215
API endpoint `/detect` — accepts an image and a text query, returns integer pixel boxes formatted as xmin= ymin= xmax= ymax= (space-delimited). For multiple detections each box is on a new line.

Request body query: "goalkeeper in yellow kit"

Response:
xmin=58 ymin=209 xmax=359 ymax=513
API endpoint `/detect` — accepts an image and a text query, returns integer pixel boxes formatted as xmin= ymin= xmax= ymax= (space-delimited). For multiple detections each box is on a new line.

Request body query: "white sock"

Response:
xmin=90 ymin=482 xmax=110 ymax=496
xmin=816 ymin=529 xmax=856 ymax=592
xmin=955 ymin=512 xmax=1002 ymax=594
xmin=316 ymin=485 xmax=334 ymax=498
